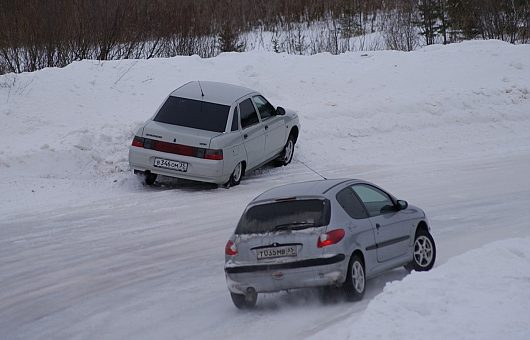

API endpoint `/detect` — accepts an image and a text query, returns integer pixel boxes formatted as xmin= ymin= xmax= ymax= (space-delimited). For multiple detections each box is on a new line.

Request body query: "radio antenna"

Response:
xmin=198 ymin=81 xmax=205 ymax=97
xmin=297 ymin=160 xmax=327 ymax=180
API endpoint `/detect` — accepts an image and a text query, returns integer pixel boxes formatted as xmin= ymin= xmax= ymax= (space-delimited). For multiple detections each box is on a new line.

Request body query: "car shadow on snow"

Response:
xmin=130 ymin=162 xmax=286 ymax=192
xmin=243 ymin=268 xmax=409 ymax=312
xmin=130 ymin=175 xmax=220 ymax=192
xmin=243 ymin=163 xmax=281 ymax=179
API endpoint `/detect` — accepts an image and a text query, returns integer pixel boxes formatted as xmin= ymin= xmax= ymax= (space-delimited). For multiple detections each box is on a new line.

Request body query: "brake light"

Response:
xmin=135 ymin=137 xmax=223 ymax=161
xmin=317 ymin=229 xmax=345 ymax=248
xmin=131 ymin=136 xmax=144 ymax=147
xmin=204 ymin=149 xmax=223 ymax=160
xmin=225 ymin=240 xmax=237 ymax=256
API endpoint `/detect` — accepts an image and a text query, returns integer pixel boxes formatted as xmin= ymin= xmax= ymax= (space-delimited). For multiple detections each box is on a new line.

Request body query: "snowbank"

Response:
xmin=312 ymin=237 xmax=530 ymax=340
xmin=0 ymin=40 xmax=529 ymax=215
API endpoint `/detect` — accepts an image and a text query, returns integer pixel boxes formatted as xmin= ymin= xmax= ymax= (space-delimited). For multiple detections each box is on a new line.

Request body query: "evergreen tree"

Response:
xmin=417 ymin=0 xmax=439 ymax=45
xmin=218 ymin=22 xmax=244 ymax=53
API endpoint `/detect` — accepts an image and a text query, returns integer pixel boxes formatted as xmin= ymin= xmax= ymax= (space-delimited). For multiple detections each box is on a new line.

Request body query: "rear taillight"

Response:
xmin=204 ymin=149 xmax=223 ymax=160
xmin=131 ymin=136 xmax=144 ymax=147
xmin=225 ymin=240 xmax=237 ymax=256
xmin=134 ymin=137 xmax=223 ymax=161
xmin=317 ymin=229 xmax=345 ymax=248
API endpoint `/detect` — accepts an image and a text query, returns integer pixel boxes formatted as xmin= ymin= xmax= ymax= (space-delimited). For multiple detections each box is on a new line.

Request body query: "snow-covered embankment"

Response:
xmin=314 ymin=237 xmax=530 ymax=340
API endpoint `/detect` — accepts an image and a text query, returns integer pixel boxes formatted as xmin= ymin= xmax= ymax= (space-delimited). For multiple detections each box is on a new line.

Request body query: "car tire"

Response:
xmin=145 ymin=172 xmax=157 ymax=185
xmin=407 ymin=229 xmax=436 ymax=272
xmin=343 ymin=254 xmax=366 ymax=301
xmin=226 ymin=162 xmax=243 ymax=187
xmin=275 ymin=136 xmax=295 ymax=166
xmin=230 ymin=291 xmax=257 ymax=309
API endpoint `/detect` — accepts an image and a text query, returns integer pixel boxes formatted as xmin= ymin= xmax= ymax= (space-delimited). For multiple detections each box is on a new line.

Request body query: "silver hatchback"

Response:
xmin=224 ymin=179 xmax=436 ymax=308
xmin=129 ymin=81 xmax=300 ymax=187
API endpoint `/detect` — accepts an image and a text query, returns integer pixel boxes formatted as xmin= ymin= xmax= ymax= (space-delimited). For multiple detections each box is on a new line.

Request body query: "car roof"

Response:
xmin=170 ymin=81 xmax=257 ymax=106
xmin=252 ymin=178 xmax=363 ymax=203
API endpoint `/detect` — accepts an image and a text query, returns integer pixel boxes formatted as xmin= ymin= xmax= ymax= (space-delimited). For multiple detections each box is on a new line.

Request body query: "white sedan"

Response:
xmin=129 ymin=81 xmax=300 ymax=186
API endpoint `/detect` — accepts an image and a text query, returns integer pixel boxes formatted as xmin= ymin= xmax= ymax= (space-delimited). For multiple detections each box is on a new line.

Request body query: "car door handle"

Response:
xmin=243 ymin=134 xmax=248 ymax=139
xmin=376 ymin=223 xmax=381 ymax=229
xmin=264 ymin=125 xmax=269 ymax=130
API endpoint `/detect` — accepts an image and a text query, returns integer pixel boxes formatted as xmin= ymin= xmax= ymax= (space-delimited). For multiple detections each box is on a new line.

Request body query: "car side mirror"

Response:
xmin=276 ymin=106 xmax=286 ymax=115
xmin=396 ymin=200 xmax=408 ymax=211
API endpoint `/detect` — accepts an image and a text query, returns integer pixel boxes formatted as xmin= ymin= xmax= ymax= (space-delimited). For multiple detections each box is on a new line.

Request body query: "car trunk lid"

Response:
xmin=142 ymin=120 xmax=221 ymax=148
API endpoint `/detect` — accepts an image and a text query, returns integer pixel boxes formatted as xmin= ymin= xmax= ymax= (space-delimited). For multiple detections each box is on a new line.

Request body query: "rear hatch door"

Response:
xmin=143 ymin=120 xmax=220 ymax=148
xmin=143 ymin=95 xmax=230 ymax=147
xmin=233 ymin=198 xmax=331 ymax=266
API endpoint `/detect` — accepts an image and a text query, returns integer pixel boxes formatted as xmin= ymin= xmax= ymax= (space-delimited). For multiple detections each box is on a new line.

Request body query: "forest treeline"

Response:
xmin=0 ymin=0 xmax=529 ymax=74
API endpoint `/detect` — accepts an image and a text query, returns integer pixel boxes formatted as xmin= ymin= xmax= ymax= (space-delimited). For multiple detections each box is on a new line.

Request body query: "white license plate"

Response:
xmin=153 ymin=158 xmax=188 ymax=172
xmin=257 ymin=246 xmax=297 ymax=260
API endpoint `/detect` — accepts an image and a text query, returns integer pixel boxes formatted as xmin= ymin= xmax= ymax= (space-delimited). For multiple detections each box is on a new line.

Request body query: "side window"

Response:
xmin=231 ymin=106 xmax=239 ymax=131
xmin=252 ymin=95 xmax=276 ymax=120
xmin=352 ymin=184 xmax=395 ymax=217
xmin=239 ymin=98 xmax=260 ymax=129
xmin=336 ymin=187 xmax=368 ymax=219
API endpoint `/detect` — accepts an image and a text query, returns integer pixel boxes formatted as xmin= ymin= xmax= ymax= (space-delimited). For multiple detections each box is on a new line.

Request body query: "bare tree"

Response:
xmin=383 ymin=0 xmax=419 ymax=51
xmin=0 ymin=0 xmax=528 ymax=75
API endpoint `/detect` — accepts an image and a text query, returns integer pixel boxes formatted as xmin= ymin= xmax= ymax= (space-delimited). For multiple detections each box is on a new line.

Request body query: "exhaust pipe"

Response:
xmin=246 ymin=287 xmax=257 ymax=302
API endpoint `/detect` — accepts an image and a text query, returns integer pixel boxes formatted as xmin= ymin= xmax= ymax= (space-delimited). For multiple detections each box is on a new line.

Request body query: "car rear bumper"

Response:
xmin=128 ymin=146 xmax=229 ymax=184
xmin=225 ymin=254 xmax=347 ymax=294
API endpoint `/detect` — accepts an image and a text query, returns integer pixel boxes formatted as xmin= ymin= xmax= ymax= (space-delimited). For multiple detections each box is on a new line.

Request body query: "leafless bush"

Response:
xmin=382 ymin=1 xmax=420 ymax=51
xmin=0 ymin=0 xmax=528 ymax=74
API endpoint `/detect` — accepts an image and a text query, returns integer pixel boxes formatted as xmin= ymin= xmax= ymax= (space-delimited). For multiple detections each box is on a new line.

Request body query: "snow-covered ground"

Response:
xmin=312 ymin=236 xmax=530 ymax=340
xmin=1 ymin=40 xmax=530 ymax=339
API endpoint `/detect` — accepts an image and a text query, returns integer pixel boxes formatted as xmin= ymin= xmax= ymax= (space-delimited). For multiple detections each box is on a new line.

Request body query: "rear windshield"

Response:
xmin=154 ymin=96 xmax=229 ymax=133
xmin=235 ymin=199 xmax=331 ymax=234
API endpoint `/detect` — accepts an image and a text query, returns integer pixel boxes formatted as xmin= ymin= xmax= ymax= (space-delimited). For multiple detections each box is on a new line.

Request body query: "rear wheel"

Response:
xmin=318 ymin=286 xmax=340 ymax=304
xmin=230 ymin=291 xmax=257 ymax=309
xmin=225 ymin=162 xmax=243 ymax=187
xmin=343 ymin=254 xmax=366 ymax=301
xmin=145 ymin=172 xmax=157 ymax=185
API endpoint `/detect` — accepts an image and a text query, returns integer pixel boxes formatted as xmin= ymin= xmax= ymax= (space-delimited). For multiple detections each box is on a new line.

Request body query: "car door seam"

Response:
xmin=365 ymin=235 xmax=410 ymax=252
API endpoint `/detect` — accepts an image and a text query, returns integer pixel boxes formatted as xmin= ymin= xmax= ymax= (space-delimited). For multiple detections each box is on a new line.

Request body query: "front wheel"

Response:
xmin=343 ymin=254 xmax=366 ymax=301
xmin=275 ymin=136 xmax=295 ymax=166
xmin=230 ymin=291 xmax=257 ymax=309
xmin=407 ymin=229 xmax=436 ymax=272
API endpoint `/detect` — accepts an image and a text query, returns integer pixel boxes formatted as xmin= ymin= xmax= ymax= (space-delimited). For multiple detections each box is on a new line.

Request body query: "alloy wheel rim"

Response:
xmin=233 ymin=163 xmax=242 ymax=182
xmin=284 ymin=140 xmax=293 ymax=162
xmin=414 ymin=236 xmax=433 ymax=267
xmin=352 ymin=261 xmax=365 ymax=293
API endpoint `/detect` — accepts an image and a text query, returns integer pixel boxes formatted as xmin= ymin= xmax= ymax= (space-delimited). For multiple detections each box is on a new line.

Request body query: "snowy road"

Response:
xmin=2 ymin=153 xmax=530 ymax=340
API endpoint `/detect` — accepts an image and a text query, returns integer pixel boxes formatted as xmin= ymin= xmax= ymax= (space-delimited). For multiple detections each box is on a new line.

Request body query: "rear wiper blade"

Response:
xmin=273 ymin=222 xmax=315 ymax=231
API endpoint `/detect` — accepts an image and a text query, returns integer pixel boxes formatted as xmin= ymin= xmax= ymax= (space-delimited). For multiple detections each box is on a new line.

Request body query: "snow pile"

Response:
xmin=313 ymin=237 xmax=530 ymax=340
xmin=0 ymin=40 xmax=529 ymax=215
